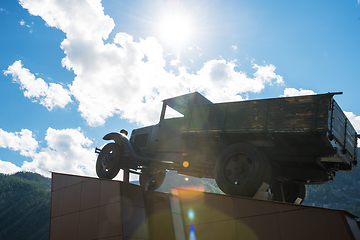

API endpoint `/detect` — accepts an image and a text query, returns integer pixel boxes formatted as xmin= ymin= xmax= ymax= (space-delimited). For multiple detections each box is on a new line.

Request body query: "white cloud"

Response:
xmin=231 ymin=45 xmax=237 ymax=50
xmin=0 ymin=128 xmax=38 ymax=157
xmin=16 ymin=0 xmax=284 ymax=127
xmin=4 ymin=60 xmax=72 ymax=110
xmin=0 ymin=127 xmax=96 ymax=177
xmin=253 ymin=63 xmax=284 ymax=86
xmin=344 ymin=111 xmax=360 ymax=147
xmin=170 ymin=56 xmax=181 ymax=66
xmin=0 ymin=160 xmax=22 ymax=174
xmin=281 ymin=88 xmax=316 ymax=97
xmin=19 ymin=0 xmax=114 ymax=41
xmin=193 ymin=60 xmax=284 ymax=103
xmin=22 ymin=127 xmax=96 ymax=177
xmin=344 ymin=111 xmax=360 ymax=134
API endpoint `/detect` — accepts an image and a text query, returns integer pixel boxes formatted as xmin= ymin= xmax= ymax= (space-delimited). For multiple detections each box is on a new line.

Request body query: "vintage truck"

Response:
xmin=96 ymin=92 xmax=358 ymax=203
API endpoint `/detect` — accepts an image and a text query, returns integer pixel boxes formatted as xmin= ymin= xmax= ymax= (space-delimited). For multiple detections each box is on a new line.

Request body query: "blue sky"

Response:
xmin=0 ymin=0 xmax=359 ymax=179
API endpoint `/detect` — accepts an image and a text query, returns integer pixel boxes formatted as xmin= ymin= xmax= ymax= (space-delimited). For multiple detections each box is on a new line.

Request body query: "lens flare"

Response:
xmin=183 ymin=161 xmax=189 ymax=168
xmin=188 ymin=209 xmax=195 ymax=221
xmin=185 ymin=177 xmax=189 ymax=181
xmin=189 ymin=223 xmax=196 ymax=240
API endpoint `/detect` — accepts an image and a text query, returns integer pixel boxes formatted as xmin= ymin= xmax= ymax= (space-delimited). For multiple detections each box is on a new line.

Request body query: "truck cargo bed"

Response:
xmin=181 ymin=93 xmax=357 ymax=170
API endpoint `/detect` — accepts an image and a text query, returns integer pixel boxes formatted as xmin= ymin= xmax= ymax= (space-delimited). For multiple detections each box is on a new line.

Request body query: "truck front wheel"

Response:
xmin=96 ymin=143 xmax=123 ymax=179
xmin=215 ymin=143 xmax=271 ymax=197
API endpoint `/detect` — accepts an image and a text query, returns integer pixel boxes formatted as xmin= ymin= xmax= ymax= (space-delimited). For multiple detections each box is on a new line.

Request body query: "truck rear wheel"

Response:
xmin=283 ymin=182 xmax=306 ymax=204
xmin=96 ymin=143 xmax=123 ymax=179
xmin=215 ymin=143 xmax=271 ymax=197
xmin=140 ymin=170 xmax=166 ymax=191
xmin=271 ymin=182 xmax=306 ymax=204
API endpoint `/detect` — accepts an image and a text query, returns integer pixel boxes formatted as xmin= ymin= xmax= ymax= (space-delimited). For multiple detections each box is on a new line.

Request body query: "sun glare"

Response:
xmin=159 ymin=15 xmax=192 ymax=46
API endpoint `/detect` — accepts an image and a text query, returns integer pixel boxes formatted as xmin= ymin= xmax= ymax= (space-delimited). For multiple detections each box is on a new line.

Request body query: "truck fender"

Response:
xmin=103 ymin=132 xmax=148 ymax=159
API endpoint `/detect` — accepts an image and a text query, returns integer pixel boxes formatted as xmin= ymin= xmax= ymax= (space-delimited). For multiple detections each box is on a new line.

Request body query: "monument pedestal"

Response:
xmin=49 ymin=172 xmax=360 ymax=240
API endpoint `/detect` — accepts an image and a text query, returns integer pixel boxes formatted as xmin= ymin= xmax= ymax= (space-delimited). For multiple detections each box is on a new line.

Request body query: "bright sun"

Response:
xmin=159 ymin=15 xmax=192 ymax=46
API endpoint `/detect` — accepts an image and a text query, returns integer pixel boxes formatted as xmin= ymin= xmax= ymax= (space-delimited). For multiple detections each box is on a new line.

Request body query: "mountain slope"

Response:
xmin=0 ymin=172 xmax=51 ymax=240
xmin=304 ymin=163 xmax=360 ymax=217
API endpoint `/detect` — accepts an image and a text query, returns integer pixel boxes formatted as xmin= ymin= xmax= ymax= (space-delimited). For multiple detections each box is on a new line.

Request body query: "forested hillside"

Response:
xmin=0 ymin=172 xmax=51 ymax=240
xmin=304 ymin=148 xmax=360 ymax=217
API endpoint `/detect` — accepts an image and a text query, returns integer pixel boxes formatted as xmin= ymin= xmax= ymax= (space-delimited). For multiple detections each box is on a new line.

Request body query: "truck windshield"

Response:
xmin=164 ymin=105 xmax=184 ymax=119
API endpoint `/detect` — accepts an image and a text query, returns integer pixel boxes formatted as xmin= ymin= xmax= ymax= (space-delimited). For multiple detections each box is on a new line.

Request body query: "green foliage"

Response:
xmin=0 ymin=172 xmax=51 ymax=240
xmin=13 ymin=171 xmax=51 ymax=189
xmin=303 ymin=148 xmax=360 ymax=217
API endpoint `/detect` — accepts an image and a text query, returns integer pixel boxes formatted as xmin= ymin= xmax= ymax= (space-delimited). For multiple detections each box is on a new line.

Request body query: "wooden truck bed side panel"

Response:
xmin=225 ymin=100 xmax=268 ymax=132
xmin=330 ymin=100 xmax=357 ymax=159
xmin=266 ymin=95 xmax=329 ymax=132
xmin=182 ymin=94 xmax=331 ymax=133
xmin=181 ymin=93 xmax=357 ymax=161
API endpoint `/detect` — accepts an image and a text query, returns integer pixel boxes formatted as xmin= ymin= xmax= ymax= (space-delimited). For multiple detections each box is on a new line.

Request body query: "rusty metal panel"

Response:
xmin=178 ymin=189 xmax=235 ymax=226
xmin=50 ymin=188 xmax=64 ymax=218
xmin=345 ymin=215 xmax=360 ymax=240
xmin=236 ymin=214 xmax=280 ymax=240
xmin=176 ymin=188 xmax=359 ymax=240
xmin=60 ymin=212 xmax=80 ymax=240
xmin=185 ymin=220 xmax=237 ymax=240
xmin=277 ymin=208 xmax=332 ymax=240
xmin=50 ymin=173 xmax=360 ymax=240
xmin=78 ymin=207 xmax=100 ymax=239
xmin=100 ymin=179 xmax=121 ymax=205
xmin=63 ymin=183 xmax=82 ymax=215
xmin=51 ymin=173 xmax=66 ymax=191
xmin=325 ymin=210 xmax=354 ymax=240
xmin=49 ymin=216 xmax=61 ymax=240
xmin=123 ymin=205 xmax=148 ymax=239
xmin=233 ymin=196 xmax=278 ymax=218
xmin=146 ymin=192 xmax=176 ymax=240
xmin=98 ymin=202 xmax=122 ymax=238
xmin=49 ymin=173 xmax=150 ymax=240
xmin=80 ymin=179 xmax=101 ymax=210
xmin=64 ymin=174 xmax=84 ymax=187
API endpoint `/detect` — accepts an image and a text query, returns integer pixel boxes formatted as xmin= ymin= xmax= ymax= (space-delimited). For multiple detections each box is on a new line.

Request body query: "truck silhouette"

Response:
xmin=96 ymin=92 xmax=358 ymax=203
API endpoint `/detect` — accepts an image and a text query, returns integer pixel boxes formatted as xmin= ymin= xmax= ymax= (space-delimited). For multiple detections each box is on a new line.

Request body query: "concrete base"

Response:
xmin=49 ymin=173 xmax=360 ymax=240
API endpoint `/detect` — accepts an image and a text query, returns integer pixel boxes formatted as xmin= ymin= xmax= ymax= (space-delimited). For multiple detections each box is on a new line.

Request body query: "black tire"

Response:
xmin=272 ymin=182 xmax=306 ymax=204
xmin=96 ymin=143 xmax=123 ymax=179
xmin=139 ymin=170 xmax=166 ymax=191
xmin=284 ymin=182 xmax=306 ymax=204
xmin=215 ymin=143 xmax=271 ymax=197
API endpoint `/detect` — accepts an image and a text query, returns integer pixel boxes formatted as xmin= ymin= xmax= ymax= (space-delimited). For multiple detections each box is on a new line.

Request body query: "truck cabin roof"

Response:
xmin=162 ymin=92 xmax=213 ymax=115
